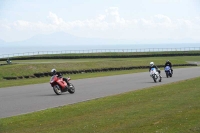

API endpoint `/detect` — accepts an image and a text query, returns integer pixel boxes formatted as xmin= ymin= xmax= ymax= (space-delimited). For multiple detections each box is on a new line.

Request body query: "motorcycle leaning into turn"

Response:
xmin=164 ymin=66 xmax=173 ymax=78
xmin=50 ymin=75 xmax=75 ymax=95
xmin=150 ymin=68 xmax=162 ymax=83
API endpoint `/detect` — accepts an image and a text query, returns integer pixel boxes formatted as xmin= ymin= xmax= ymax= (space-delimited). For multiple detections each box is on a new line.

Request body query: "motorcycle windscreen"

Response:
xmin=165 ymin=66 xmax=170 ymax=71
xmin=50 ymin=76 xmax=57 ymax=83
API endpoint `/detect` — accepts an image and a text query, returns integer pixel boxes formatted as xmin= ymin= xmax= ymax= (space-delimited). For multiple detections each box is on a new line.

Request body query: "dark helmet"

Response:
xmin=51 ymin=68 xmax=56 ymax=75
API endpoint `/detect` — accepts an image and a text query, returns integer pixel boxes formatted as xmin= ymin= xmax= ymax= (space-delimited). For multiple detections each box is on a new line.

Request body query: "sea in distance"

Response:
xmin=0 ymin=43 xmax=200 ymax=56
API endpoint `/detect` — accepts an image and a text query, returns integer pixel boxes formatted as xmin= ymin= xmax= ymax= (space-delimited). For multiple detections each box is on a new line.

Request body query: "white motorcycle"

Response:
xmin=150 ymin=68 xmax=162 ymax=83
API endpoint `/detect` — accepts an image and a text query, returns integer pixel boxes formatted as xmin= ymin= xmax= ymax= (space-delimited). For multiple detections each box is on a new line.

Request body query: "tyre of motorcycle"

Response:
xmin=166 ymin=70 xmax=172 ymax=78
xmin=53 ymin=85 xmax=62 ymax=95
xmin=165 ymin=71 xmax=169 ymax=78
xmin=159 ymin=76 xmax=162 ymax=82
xmin=153 ymin=74 xmax=157 ymax=83
xmin=68 ymin=83 xmax=75 ymax=94
xmin=169 ymin=70 xmax=172 ymax=77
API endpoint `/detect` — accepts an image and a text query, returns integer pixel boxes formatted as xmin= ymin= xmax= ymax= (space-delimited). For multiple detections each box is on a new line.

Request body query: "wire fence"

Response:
xmin=0 ymin=47 xmax=200 ymax=59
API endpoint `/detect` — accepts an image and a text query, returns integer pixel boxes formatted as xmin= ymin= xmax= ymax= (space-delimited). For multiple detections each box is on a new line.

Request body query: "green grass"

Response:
xmin=0 ymin=56 xmax=199 ymax=79
xmin=1 ymin=77 xmax=200 ymax=133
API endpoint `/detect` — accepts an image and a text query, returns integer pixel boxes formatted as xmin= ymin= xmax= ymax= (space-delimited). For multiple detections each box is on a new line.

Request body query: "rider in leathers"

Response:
xmin=51 ymin=69 xmax=71 ymax=87
xmin=164 ymin=60 xmax=173 ymax=74
xmin=149 ymin=62 xmax=162 ymax=77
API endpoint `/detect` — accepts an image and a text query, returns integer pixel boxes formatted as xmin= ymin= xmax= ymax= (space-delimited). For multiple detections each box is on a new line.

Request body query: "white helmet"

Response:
xmin=51 ymin=69 xmax=56 ymax=74
xmin=150 ymin=62 xmax=154 ymax=66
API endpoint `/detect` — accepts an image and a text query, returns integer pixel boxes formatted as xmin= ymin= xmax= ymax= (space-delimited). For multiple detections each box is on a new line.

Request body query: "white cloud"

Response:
xmin=0 ymin=24 xmax=11 ymax=30
xmin=97 ymin=14 xmax=106 ymax=21
xmin=48 ymin=12 xmax=64 ymax=25
xmin=0 ymin=7 xmax=200 ymax=42
xmin=154 ymin=14 xmax=172 ymax=24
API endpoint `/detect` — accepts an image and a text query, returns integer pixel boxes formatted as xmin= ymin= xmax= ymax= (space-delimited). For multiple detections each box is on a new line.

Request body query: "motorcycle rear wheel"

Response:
xmin=68 ymin=83 xmax=75 ymax=94
xmin=159 ymin=76 xmax=162 ymax=82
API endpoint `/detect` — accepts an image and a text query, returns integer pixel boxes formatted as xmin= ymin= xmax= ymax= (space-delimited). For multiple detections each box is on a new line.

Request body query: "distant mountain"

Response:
xmin=2 ymin=32 xmax=200 ymax=48
xmin=5 ymin=32 xmax=135 ymax=47
xmin=0 ymin=32 xmax=199 ymax=55
xmin=23 ymin=32 xmax=82 ymax=45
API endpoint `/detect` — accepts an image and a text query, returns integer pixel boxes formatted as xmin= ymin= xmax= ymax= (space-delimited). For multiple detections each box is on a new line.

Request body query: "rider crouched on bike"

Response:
xmin=149 ymin=62 xmax=162 ymax=78
xmin=164 ymin=60 xmax=173 ymax=74
xmin=51 ymin=69 xmax=72 ymax=87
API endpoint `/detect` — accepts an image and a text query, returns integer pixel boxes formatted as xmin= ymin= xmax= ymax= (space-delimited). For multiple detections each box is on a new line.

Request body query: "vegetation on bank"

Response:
xmin=0 ymin=56 xmax=199 ymax=79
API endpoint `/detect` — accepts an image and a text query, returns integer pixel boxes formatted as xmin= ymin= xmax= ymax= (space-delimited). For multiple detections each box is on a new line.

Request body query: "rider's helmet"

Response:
xmin=150 ymin=62 xmax=154 ymax=66
xmin=51 ymin=68 xmax=56 ymax=75
xmin=166 ymin=60 xmax=169 ymax=63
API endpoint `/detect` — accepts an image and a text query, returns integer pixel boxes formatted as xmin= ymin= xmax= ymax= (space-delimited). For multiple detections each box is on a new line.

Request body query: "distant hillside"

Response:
xmin=1 ymin=32 xmax=200 ymax=49
xmin=5 ymin=32 xmax=135 ymax=46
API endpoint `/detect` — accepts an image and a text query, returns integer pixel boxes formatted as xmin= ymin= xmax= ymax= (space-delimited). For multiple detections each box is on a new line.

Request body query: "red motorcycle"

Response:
xmin=50 ymin=75 xmax=75 ymax=95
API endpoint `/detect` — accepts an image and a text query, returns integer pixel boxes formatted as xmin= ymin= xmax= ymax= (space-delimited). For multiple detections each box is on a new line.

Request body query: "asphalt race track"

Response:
xmin=0 ymin=67 xmax=200 ymax=118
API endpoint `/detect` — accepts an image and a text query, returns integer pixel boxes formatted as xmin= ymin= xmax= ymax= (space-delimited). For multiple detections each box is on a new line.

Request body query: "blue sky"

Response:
xmin=0 ymin=0 xmax=200 ymax=43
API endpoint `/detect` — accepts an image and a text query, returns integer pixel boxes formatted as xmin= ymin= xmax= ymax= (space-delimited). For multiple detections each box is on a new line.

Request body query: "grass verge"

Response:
xmin=0 ymin=56 xmax=199 ymax=79
xmin=1 ymin=77 xmax=200 ymax=133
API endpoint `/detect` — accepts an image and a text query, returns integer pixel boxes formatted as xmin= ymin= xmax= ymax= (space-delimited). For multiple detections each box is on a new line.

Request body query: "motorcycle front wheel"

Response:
xmin=165 ymin=71 xmax=169 ymax=78
xmin=153 ymin=75 xmax=157 ymax=83
xmin=53 ymin=85 xmax=62 ymax=95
